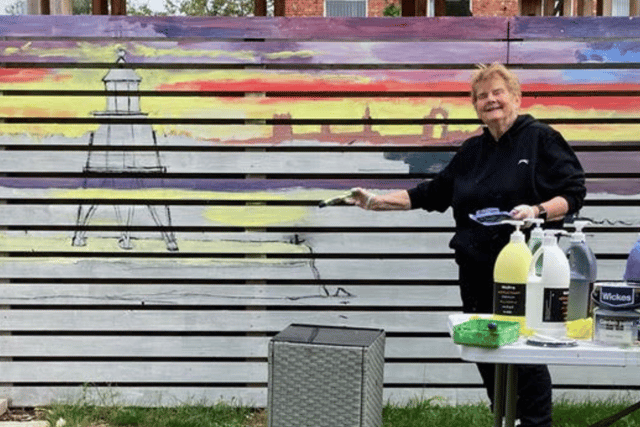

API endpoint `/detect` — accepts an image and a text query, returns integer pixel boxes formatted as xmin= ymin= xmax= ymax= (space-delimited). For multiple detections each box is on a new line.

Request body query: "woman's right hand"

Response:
xmin=346 ymin=187 xmax=376 ymax=210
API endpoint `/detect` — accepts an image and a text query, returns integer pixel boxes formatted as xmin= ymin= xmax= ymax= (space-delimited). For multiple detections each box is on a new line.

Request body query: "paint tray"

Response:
xmin=453 ymin=318 xmax=520 ymax=348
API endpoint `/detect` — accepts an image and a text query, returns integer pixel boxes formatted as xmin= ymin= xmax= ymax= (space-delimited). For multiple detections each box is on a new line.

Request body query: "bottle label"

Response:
xmin=598 ymin=285 xmax=637 ymax=309
xmin=493 ymin=282 xmax=526 ymax=316
xmin=594 ymin=310 xmax=640 ymax=345
xmin=543 ymin=288 xmax=569 ymax=322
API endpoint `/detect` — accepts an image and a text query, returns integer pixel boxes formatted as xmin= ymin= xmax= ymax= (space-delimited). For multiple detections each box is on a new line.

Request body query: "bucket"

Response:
xmin=593 ymin=308 xmax=640 ymax=346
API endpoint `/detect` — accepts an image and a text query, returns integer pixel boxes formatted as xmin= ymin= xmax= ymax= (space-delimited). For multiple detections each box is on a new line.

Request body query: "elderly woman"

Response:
xmin=348 ymin=62 xmax=586 ymax=427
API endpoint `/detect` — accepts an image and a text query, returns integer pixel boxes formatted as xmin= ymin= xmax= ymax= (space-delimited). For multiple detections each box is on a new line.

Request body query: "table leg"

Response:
xmin=504 ymin=364 xmax=518 ymax=427
xmin=493 ymin=364 xmax=506 ymax=427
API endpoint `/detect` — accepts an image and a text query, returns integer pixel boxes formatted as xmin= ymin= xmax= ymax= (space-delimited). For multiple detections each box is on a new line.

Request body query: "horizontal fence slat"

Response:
xmin=0 ymin=16 xmax=510 ymax=41
xmin=0 ymin=173 xmax=637 ymax=180
xmin=5 ymin=89 xmax=640 ymax=97
xmin=5 ymin=385 xmax=639 ymax=408
xmin=0 ymin=259 xmax=460 ymax=281
xmin=7 ymin=62 xmax=640 ymax=70
xmin=4 ymin=361 xmax=640 ymax=388
xmin=0 ymin=147 xmax=637 ymax=174
xmin=0 ymin=251 xmax=458 ymax=258
xmin=0 ymin=385 xmax=487 ymax=408
xmin=0 ymin=226 xmax=458 ymax=233
xmin=0 ymin=259 xmax=627 ymax=281
xmin=509 ymin=42 xmax=640 ymax=65
xmin=0 ymin=336 xmax=458 ymax=359
xmin=0 ymin=259 xmax=628 ymax=281
xmin=0 ymin=310 xmax=457 ymax=333
xmin=3 ymin=385 xmax=271 ymax=408
xmin=0 ymin=40 xmax=508 ymax=65
xmin=0 ymin=250 xmax=633 ymax=259
xmin=0 ymin=278 xmax=455 ymax=285
xmin=509 ymin=16 xmax=640 ymax=39
xmin=8 ymin=117 xmax=640 ymax=125
xmin=0 ymin=362 xmax=481 ymax=386
xmin=0 ymin=143 xmax=639 ymax=152
xmin=0 ymin=284 xmax=461 ymax=307
xmin=2 ymin=361 xmax=268 ymax=383
xmin=0 ymin=226 xmax=638 ymax=235
xmin=0 ymin=195 xmax=636 ymax=207
xmin=0 ymin=62 xmax=495 ymax=70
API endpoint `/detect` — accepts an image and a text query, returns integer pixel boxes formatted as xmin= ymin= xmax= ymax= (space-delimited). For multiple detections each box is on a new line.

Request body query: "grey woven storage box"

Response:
xmin=268 ymin=324 xmax=385 ymax=427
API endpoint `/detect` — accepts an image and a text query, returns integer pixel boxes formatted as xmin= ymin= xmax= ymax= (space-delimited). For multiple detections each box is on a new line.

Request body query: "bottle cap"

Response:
xmin=525 ymin=218 xmax=544 ymax=228
xmin=570 ymin=220 xmax=590 ymax=243
xmin=543 ymin=229 xmax=565 ymax=246
xmin=526 ymin=218 xmax=544 ymax=238
xmin=504 ymin=220 xmax=525 ymax=243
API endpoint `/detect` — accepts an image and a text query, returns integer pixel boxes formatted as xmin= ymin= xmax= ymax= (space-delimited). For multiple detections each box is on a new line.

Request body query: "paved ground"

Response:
xmin=0 ymin=423 xmax=48 ymax=427
xmin=0 ymin=406 xmax=45 ymax=425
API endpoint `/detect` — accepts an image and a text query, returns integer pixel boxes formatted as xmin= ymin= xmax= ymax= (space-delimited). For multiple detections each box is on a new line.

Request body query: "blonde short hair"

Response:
xmin=470 ymin=62 xmax=521 ymax=103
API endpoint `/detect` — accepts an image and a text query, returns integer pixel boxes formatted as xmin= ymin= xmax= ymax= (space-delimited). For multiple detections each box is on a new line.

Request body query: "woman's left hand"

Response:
xmin=510 ymin=204 xmax=536 ymax=220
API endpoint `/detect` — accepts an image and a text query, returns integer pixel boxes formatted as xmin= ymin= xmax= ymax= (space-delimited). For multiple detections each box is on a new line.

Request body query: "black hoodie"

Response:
xmin=407 ymin=114 xmax=586 ymax=264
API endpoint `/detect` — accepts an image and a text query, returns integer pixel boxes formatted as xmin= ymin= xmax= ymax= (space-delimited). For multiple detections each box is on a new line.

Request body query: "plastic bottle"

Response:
xmin=624 ymin=233 xmax=640 ymax=283
xmin=566 ymin=221 xmax=598 ymax=321
xmin=527 ymin=218 xmax=545 ymax=275
xmin=493 ymin=220 xmax=532 ymax=321
xmin=526 ymin=230 xmax=570 ymax=337
xmin=527 ymin=218 xmax=544 ymax=253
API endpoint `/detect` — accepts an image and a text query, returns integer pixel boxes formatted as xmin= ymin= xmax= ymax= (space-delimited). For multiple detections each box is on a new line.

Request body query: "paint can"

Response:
xmin=591 ymin=281 xmax=640 ymax=311
xmin=593 ymin=308 xmax=640 ymax=346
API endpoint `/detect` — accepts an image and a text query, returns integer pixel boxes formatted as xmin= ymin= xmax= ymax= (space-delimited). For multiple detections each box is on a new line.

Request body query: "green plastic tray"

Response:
xmin=453 ymin=318 xmax=520 ymax=348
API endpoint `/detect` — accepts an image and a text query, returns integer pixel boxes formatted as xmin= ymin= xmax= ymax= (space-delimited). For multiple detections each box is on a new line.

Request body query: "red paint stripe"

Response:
xmin=156 ymin=80 xmax=640 ymax=110
xmin=0 ymin=68 xmax=49 ymax=83
xmin=523 ymin=83 xmax=640 ymax=92
xmin=522 ymin=97 xmax=640 ymax=110
xmin=157 ymin=79 xmax=472 ymax=93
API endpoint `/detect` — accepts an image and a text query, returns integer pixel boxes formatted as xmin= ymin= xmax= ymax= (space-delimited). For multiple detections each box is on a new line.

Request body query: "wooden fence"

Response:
xmin=1 ymin=15 xmax=640 ymax=408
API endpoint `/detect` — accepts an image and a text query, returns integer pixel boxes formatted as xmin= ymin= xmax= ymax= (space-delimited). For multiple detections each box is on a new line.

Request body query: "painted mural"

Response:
xmin=0 ymin=16 xmax=639 ymax=257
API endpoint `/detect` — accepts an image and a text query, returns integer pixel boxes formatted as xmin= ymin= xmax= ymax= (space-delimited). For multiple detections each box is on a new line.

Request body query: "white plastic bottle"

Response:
xmin=526 ymin=230 xmax=571 ymax=337
xmin=527 ymin=218 xmax=544 ymax=253
xmin=566 ymin=221 xmax=598 ymax=321
xmin=527 ymin=218 xmax=545 ymax=275
xmin=493 ymin=220 xmax=532 ymax=321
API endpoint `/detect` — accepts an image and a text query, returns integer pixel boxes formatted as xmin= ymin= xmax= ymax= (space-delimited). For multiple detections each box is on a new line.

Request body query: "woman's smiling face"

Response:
xmin=473 ymin=75 xmax=521 ymax=129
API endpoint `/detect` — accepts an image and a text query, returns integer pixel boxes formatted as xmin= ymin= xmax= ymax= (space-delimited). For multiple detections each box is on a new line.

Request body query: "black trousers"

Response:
xmin=458 ymin=253 xmax=553 ymax=427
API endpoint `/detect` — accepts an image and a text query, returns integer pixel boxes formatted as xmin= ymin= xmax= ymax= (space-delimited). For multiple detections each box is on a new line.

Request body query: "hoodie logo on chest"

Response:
xmin=518 ymin=159 xmax=530 ymax=165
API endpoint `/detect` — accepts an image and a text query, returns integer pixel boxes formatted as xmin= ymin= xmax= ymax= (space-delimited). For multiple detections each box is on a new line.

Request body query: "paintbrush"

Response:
xmin=318 ymin=190 xmax=356 ymax=208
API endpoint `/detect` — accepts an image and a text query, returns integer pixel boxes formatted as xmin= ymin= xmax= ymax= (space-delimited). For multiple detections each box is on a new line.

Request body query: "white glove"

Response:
xmin=510 ymin=204 xmax=536 ymax=220
xmin=319 ymin=188 xmax=376 ymax=209
xmin=347 ymin=187 xmax=376 ymax=210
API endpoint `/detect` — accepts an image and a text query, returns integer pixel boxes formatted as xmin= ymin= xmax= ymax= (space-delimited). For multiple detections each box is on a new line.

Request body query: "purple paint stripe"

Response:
xmin=509 ymin=16 xmax=640 ymax=39
xmin=0 ymin=16 xmax=508 ymax=41
xmin=0 ymin=178 xmax=422 ymax=191
xmin=0 ymin=40 xmax=507 ymax=65
xmin=0 ymin=178 xmax=633 ymax=195
xmin=6 ymin=17 xmax=640 ymax=45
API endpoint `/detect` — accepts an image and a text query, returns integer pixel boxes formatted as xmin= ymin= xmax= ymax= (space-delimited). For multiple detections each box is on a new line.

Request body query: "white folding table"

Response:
xmin=449 ymin=313 xmax=640 ymax=427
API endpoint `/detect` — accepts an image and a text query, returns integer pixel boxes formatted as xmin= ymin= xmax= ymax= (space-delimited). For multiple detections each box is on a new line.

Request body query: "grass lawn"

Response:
xmin=4 ymin=398 xmax=634 ymax=427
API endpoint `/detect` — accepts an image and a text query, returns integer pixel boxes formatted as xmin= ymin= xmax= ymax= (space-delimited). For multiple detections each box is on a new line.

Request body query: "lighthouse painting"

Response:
xmin=71 ymin=49 xmax=179 ymax=251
